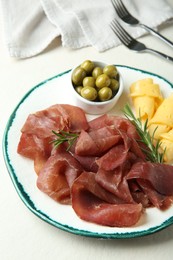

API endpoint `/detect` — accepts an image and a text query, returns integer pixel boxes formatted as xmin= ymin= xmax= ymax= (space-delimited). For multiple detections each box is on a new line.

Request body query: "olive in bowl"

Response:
xmin=71 ymin=60 xmax=123 ymax=114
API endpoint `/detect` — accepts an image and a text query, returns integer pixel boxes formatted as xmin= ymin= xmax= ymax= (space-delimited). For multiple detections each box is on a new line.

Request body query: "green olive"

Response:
xmin=103 ymin=65 xmax=118 ymax=78
xmin=80 ymin=60 xmax=95 ymax=74
xmin=81 ymin=86 xmax=97 ymax=101
xmin=72 ymin=60 xmax=120 ymax=103
xmin=92 ymin=67 xmax=103 ymax=79
xmin=83 ymin=77 xmax=95 ymax=88
xmin=75 ymin=86 xmax=83 ymax=95
xmin=72 ymin=67 xmax=87 ymax=85
xmin=98 ymin=87 xmax=112 ymax=101
xmin=95 ymin=74 xmax=111 ymax=89
xmin=109 ymin=79 xmax=119 ymax=92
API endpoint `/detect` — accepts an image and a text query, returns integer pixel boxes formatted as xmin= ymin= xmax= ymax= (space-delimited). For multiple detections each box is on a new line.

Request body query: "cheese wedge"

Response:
xmin=149 ymin=94 xmax=173 ymax=127
xmin=130 ymin=78 xmax=163 ymax=121
xmin=133 ymin=96 xmax=155 ymax=120
xmin=159 ymin=129 xmax=173 ymax=163
xmin=148 ymin=123 xmax=171 ymax=140
xmin=130 ymin=79 xmax=163 ymax=100
xmin=160 ymin=128 xmax=173 ymax=142
xmin=160 ymin=140 xmax=173 ymax=163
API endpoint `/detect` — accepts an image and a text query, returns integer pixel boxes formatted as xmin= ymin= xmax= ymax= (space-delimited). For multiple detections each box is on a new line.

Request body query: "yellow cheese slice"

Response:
xmin=149 ymin=94 xmax=173 ymax=127
xmin=133 ymin=96 xmax=155 ymax=120
xmin=148 ymin=123 xmax=171 ymax=139
xmin=130 ymin=78 xmax=163 ymax=101
xmin=160 ymin=139 xmax=173 ymax=163
xmin=130 ymin=78 xmax=163 ymax=121
xmin=130 ymin=78 xmax=153 ymax=95
xmin=160 ymin=128 xmax=173 ymax=142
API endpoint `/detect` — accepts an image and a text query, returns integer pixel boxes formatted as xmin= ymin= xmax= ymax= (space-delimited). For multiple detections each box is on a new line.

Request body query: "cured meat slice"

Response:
xmin=130 ymin=138 xmax=147 ymax=160
xmin=89 ymin=115 xmax=146 ymax=160
xmin=17 ymin=105 xmax=173 ymax=227
xmin=106 ymin=116 xmax=139 ymax=140
xmin=17 ymin=133 xmax=53 ymax=174
xmin=72 ymin=154 xmax=98 ymax=173
xmin=37 ymin=147 xmax=83 ymax=204
xmin=88 ymin=114 xmax=108 ymax=129
xmin=89 ymin=126 xmax=121 ymax=151
xmin=17 ymin=134 xmax=53 ymax=159
xmin=95 ymin=135 xmax=144 ymax=172
xmin=89 ymin=114 xmax=139 ymax=139
xmin=17 ymin=133 xmax=42 ymax=160
xmin=21 ymin=105 xmax=69 ymax=138
xmin=74 ymin=130 xmax=98 ymax=156
xmin=95 ymin=168 xmax=135 ymax=203
xmin=96 ymin=145 xmax=129 ymax=171
xmin=136 ymin=179 xmax=173 ymax=210
xmin=61 ymin=104 xmax=89 ymax=132
xmin=17 ymin=104 xmax=89 ymax=173
xmin=72 ymin=171 xmax=143 ymax=227
xmin=75 ymin=126 xmax=121 ymax=156
xmin=127 ymin=162 xmax=173 ymax=196
xmin=129 ymin=180 xmax=151 ymax=208
xmin=72 ymin=171 xmax=124 ymax=204
xmin=21 ymin=104 xmax=89 ymax=138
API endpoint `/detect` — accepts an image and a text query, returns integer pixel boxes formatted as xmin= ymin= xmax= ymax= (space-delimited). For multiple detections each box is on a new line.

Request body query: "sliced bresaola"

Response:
xmin=75 ymin=126 xmax=121 ymax=156
xmin=21 ymin=105 xmax=69 ymax=138
xmin=96 ymin=144 xmax=129 ymax=171
xmin=17 ymin=106 xmax=173 ymax=228
xmin=21 ymin=104 xmax=89 ymax=138
xmin=17 ymin=133 xmax=53 ymax=159
xmin=89 ymin=114 xmax=139 ymax=140
xmin=72 ymin=171 xmax=143 ymax=227
xmin=136 ymin=179 xmax=173 ymax=210
xmin=127 ymin=162 xmax=173 ymax=196
xmin=61 ymin=104 xmax=89 ymax=132
xmin=87 ymin=114 xmax=146 ymax=160
xmin=94 ymin=137 xmax=144 ymax=205
xmin=37 ymin=146 xmax=83 ymax=204
xmin=72 ymin=154 xmax=99 ymax=173
xmin=17 ymin=133 xmax=43 ymax=160
xmin=17 ymin=133 xmax=54 ymax=174
xmin=17 ymin=104 xmax=89 ymax=173
xmin=95 ymin=167 xmax=135 ymax=204
xmin=95 ymin=143 xmax=137 ymax=204
xmin=128 ymin=180 xmax=151 ymax=208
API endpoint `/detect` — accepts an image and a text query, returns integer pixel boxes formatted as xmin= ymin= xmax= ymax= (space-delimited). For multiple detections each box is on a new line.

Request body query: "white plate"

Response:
xmin=3 ymin=65 xmax=173 ymax=239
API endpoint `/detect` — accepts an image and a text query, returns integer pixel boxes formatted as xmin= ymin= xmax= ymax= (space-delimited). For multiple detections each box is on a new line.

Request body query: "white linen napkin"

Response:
xmin=0 ymin=0 xmax=173 ymax=58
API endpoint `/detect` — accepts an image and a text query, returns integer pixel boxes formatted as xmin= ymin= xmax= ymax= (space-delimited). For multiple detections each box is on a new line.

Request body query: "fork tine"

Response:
xmin=117 ymin=0 xmax=129 ymax=15
xmin=110 ymin=16 xmax=173 ymax=61
xmin=111 ymin=0 xmax=122 ymax=18
xmin=111 ymin=0 xmax=173 ymax=48
xmin=110 ymin=19 xmax=133 ymax=46
xmin=110 ymin=20 xmax=127 ymax=45
xmin=111 ymin=0 xmax=129 ymax=17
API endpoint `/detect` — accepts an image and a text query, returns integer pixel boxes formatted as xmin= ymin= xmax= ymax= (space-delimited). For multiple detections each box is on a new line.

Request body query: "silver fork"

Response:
xmin=111 ymin=0 xmax=173 ymax=48
xmin=110 ymin=19 xmax=173 ymax=62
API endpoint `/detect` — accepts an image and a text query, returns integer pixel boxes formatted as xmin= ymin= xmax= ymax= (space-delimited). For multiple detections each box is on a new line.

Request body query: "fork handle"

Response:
xmin=146 ymin=48 xmax=173 ymax=62
xmin=140 ymin=24 xmax=173 ymax=48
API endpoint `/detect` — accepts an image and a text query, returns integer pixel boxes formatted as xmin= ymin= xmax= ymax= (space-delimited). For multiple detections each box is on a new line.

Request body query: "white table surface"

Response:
xmin=1 ymin=2 xmax=173 ymax=260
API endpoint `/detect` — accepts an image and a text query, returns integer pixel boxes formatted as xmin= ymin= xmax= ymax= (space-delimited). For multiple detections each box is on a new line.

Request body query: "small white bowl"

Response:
xmin=70 ymin=61 xmax=124 ymax=115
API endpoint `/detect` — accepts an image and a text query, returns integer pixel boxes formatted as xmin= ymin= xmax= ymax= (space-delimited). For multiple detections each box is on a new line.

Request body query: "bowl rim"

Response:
xmin=71 ymin=61 xmax=124 ymax=106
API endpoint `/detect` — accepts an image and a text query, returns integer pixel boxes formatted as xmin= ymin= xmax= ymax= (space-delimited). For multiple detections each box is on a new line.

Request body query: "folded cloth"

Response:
xmin=0 ymin=0 xmax=60 ymax=58
xmin=0 ymin=0 xmax=173 ymax=58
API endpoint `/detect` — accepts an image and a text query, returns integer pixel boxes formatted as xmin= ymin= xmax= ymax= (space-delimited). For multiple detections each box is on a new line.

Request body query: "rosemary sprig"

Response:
xmin=123 ymin=104 xmax=165 ymax=163
xmin=51 ymin=130 xmax=79 ymax=151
